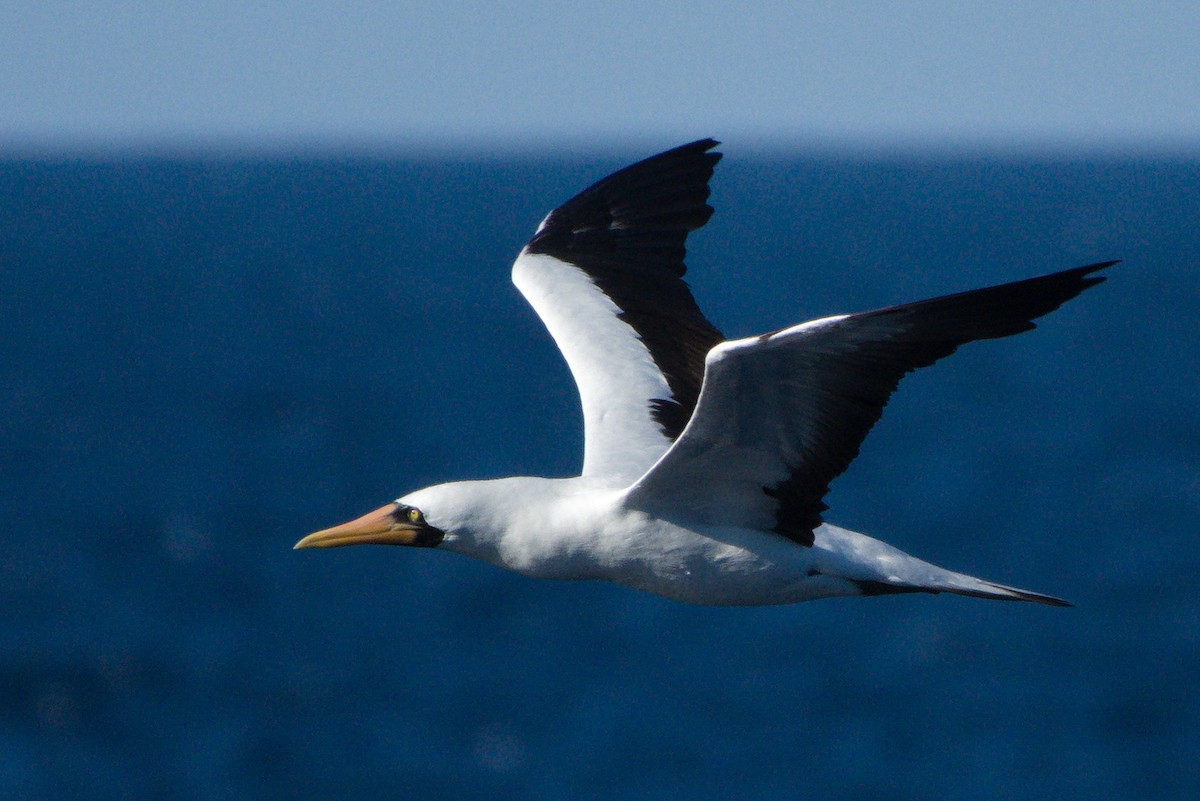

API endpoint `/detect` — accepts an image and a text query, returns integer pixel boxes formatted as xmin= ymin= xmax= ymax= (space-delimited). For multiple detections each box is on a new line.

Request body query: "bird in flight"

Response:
xmin=296 ymin=139 xmax=1112 ymax=607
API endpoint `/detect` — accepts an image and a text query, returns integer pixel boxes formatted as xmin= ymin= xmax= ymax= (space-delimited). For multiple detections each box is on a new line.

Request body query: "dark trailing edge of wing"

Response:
xmin=526 ymin=139 xmax=726 ymax=439
xmin=766 ymin=260 xmax=1117 ymax=547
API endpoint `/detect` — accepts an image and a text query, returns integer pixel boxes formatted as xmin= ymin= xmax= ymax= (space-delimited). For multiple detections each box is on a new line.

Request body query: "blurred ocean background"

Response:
xmin=1 ymin=147 xmax=1197 ymax=799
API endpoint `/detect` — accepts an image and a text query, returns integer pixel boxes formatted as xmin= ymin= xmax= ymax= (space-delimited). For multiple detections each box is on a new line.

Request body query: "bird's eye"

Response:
xmin=408 ymin=507 xmax=422 ymax=523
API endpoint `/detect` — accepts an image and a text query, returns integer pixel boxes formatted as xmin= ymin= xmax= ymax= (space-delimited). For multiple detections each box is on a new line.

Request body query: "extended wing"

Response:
xmin=512 ymin=140 xmax=725 ymax=484
xmin=624 ymin=262 xmax=1115 ymax=545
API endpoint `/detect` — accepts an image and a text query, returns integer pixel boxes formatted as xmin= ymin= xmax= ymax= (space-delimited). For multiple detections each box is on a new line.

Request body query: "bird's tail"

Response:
xmin=854 ymin=571 xmax=1071 ymax=607
xmin=821 ymin=525 xmax=1072 ymax=607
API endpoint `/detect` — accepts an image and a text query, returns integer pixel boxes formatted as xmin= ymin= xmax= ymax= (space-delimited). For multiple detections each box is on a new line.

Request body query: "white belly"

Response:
xmin=428 ymin=478 xmax=871 ymax=606
xmin=503 ymin=513 xmax=860 ymax=606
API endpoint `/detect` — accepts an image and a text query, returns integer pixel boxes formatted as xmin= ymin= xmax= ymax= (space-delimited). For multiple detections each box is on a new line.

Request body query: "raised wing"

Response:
xmin=624 ymin=261 xmax=1115 ymax=546
xmin=513 ymin=140 xmax=725 ymax=483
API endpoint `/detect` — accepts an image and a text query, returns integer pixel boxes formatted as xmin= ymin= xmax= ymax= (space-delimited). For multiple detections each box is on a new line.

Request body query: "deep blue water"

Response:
xmin=2 ymin=148 xmax=1198 ymax=799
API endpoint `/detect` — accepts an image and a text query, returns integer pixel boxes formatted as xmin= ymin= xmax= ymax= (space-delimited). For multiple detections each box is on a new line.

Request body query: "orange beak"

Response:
xmin=294 ymin=503 xmax=427 ymax=549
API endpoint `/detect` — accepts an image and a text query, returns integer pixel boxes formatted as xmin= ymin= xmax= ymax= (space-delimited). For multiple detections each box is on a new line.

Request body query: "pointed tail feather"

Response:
xmin=940 ymin=579 xmax=1073 ymax=607
xmin=853 ymin=577 xmax=1072 ymax=607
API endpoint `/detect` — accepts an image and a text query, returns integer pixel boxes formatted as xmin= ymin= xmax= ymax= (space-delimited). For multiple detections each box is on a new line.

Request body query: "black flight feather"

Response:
xmin=765 ymin=260 xmax=1116 ymax=546
xmin=526 ymin=139 xmax=726 ymax=439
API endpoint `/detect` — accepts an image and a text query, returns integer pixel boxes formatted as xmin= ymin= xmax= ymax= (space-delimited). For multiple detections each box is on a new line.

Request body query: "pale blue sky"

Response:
xmin=3 ymin=1 xmax=1198 ymax=152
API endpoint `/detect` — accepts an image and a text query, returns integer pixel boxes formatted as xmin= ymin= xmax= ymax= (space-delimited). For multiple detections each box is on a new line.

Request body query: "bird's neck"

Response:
xmin=404 ymin=476 xmax=618 ymax=578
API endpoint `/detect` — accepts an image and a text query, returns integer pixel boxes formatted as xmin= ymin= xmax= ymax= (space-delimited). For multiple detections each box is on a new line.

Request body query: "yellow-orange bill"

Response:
xmin=293 ymin=503 xmax=421 ymax=549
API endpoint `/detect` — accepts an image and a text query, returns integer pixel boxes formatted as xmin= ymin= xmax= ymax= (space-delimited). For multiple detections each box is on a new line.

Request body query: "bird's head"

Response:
xmin=293 ymin=480 xmax=513 ymax=554
xmin=293 ymin=500 xmax=446 ymax=550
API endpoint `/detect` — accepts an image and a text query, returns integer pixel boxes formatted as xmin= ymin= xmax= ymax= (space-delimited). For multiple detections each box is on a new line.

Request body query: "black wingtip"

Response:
xmin=526 ymin=138 xmax=727 ymax=266
xmin=1027 ymin=258 xmax=1118 ymax=313
xmin=873 ymin=258 xmax=1119 ymax=346
xmin=666 ymin=137 xmax=721 ymax=154
xmin=1068 ymin=258 xmax=1120 ymax=283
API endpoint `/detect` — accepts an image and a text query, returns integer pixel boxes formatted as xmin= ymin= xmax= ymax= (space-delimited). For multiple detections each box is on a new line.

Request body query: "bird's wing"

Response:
xmin=512 ymin=140 xmax=725 ymax=484
xmin=624 ymin=262 xmax=1115 ymax=546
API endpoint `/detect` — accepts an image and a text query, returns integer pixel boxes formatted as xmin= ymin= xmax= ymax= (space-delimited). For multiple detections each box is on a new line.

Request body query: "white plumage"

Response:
xmin=296 ymin=140 xmax=1113 ymax=607
xmin=512 ymin=251 xmax=674 ymax=481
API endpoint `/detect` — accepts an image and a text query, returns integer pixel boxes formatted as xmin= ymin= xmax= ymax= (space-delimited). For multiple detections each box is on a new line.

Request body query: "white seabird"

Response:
xmin=296 ymin=139 xmax=1113 ymax=607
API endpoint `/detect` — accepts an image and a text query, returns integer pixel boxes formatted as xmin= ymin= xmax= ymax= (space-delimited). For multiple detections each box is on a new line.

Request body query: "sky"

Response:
xmin=2 ymin=1 xmax=1199 ymax=154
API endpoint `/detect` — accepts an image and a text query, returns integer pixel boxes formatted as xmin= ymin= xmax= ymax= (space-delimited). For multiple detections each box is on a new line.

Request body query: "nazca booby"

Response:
xmin=296 ymin=139 xmax=1112 ymax=607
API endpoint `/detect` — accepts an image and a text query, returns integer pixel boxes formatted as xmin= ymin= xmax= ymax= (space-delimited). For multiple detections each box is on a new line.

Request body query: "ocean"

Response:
xmin=2 ymin=147 xmax=1197 ymax=799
